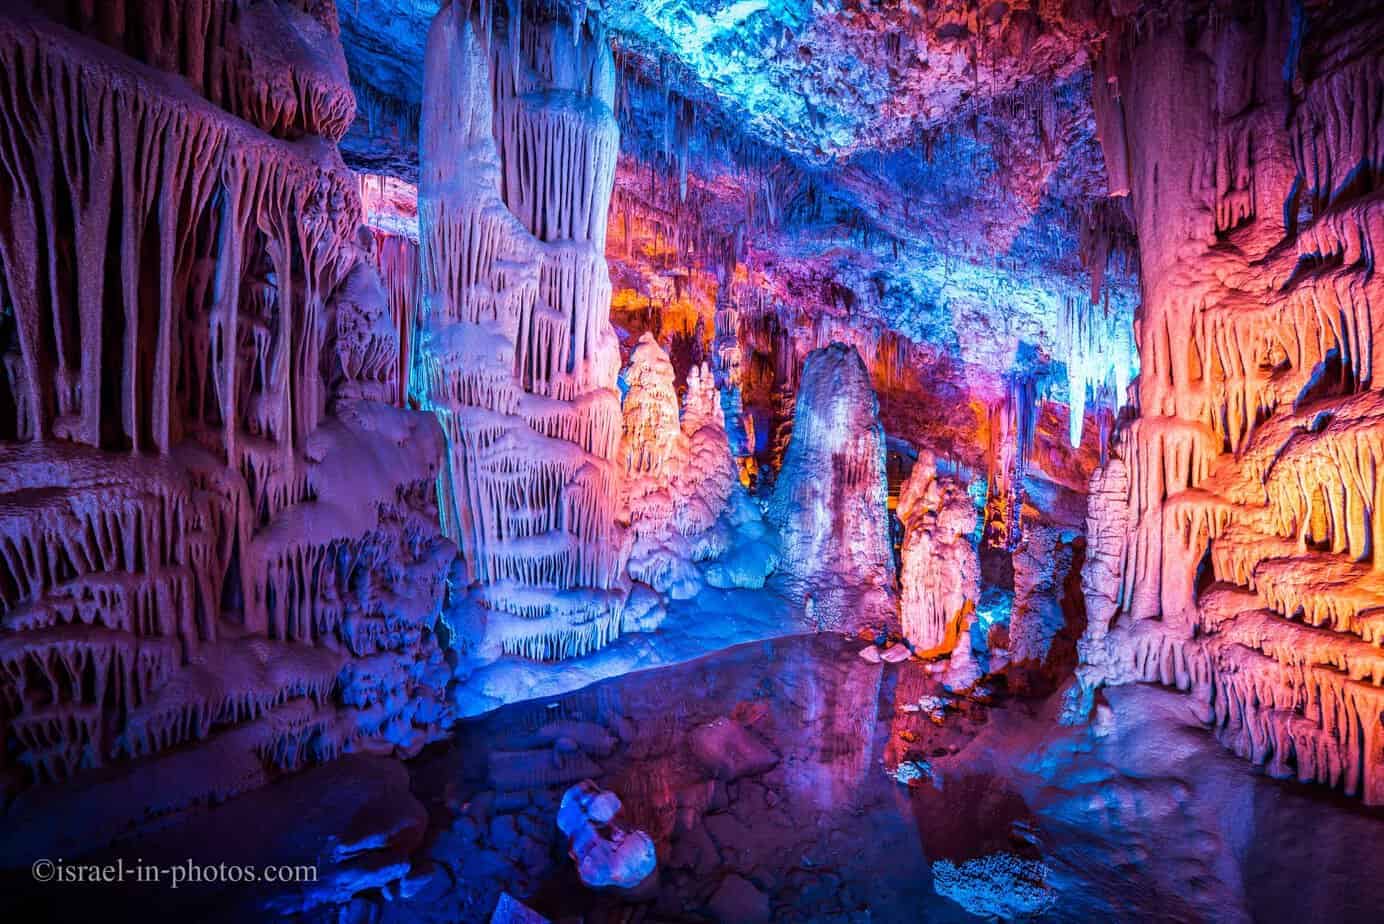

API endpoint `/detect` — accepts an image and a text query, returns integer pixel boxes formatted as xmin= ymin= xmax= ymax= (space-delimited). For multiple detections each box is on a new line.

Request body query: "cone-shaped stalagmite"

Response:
xmin=767 ymin=343 xmax=895 ymax=630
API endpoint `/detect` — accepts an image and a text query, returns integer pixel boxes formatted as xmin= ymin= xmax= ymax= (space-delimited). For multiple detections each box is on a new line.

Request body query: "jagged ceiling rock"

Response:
xmin=603 ymin=0 xmax=1101 ymax=159
xmin=343 ymin=0 xmax=1101 ymax=159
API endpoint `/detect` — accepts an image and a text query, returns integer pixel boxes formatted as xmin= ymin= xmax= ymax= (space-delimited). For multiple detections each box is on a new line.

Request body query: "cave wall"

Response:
xmin=0 ymin=2 xmax=455 ymax=821
xmin=1075 ymin=0 xmax=1384 ymax=803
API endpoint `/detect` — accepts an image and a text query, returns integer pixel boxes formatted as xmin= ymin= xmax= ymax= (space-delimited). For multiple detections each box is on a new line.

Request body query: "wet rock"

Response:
xmin=708 ymin=874 xmax=771 ymax=924
xmin=557 ymin=781 xmax=657 ymax=890
xmin=534 ymin=721 xmax=617 ymax=757
xmin=881 ymin=643 xmax=913 ymax=663
xmin=384 ymin=861 xmax=441 ymax=901
xmin=494 ymin=791 xmax=530 ymax=813
xmin=490 ymin=815 xmax=520 ymax=852
xmin=670 ymin=822 xmax=721 ymax=875
xmin=705 ymin=812 xmax=754 ymax=859
xmin=691 ymin=718 xmax=780 ymax=781
xmin=491 ymin=892 xmax=550 ymax=923
xmin=513 ymin=835 xmax=551 ymax=874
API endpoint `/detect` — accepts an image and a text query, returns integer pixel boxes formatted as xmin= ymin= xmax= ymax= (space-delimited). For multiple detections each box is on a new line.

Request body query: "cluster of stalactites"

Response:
xmin=21 ymin=0 xmax=356 ymax=143
xmin=488 ymin=3 xmax=618 ymax=248
xmin=1057 ymin=294 xmax=1135 ymax=448
xmin=1072 ymin=0 xmax=1384 ymax=804
xmin=0 ymin=18 xmax=364 ymax=460
xmin=0 ymin=9 xmax=456 ymax=802
xmin=414 ymin=1 xmax=627 ymax=660
xmin=710 ymin=280 xmax=756 ymax=476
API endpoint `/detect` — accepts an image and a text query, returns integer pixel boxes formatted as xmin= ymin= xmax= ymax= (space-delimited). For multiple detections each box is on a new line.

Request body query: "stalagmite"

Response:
xmin=898 ymin=452 xmax=981 ymax=685
xmin=618 ymin=334 xmax=776 ymax=605
xmin=767 ymin=344 xmax=895 ymax=630
xmin=619 ymin=334 xmax=700 ymax=600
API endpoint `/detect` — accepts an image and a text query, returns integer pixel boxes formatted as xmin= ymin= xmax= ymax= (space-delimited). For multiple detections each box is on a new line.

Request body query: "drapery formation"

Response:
xmin=413 ymin=2 xmax=627 ymax=662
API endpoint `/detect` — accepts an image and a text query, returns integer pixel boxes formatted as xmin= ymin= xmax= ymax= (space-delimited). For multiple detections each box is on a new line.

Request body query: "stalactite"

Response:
xmin=25 ymin=0 xmax=356 ymax=143
xmin=983 ymin=374 xmax=1038 ymax=550
xmin=368 ymin=230 xmax=420 ymax=406
xmin=0 ymin=9 xmax=454 ymax=809
xmin=1057 ymin=292 xmax=1135 ymax=447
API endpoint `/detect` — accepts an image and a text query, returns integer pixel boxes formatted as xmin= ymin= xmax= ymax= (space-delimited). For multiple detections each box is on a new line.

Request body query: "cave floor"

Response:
xmin=10 ymin=634 xmax=1384 ymax=923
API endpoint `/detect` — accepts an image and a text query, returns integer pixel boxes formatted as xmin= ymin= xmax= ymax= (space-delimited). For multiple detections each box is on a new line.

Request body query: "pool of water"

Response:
xmin=413 ymin=632 xmax=973 ymax=922
xmin=11 ymin=633 xmax=1384 ymax=923
xmin=385 ymin=633 xmax=1384 ymax=923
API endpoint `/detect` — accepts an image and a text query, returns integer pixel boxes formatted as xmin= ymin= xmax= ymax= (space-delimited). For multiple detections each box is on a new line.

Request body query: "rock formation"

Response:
xmin=413 ymin=2 xmax=626 ymax=663
xmin=897 ymin=452 xmax=980 ymax=684
xmin=767 ymin=343 xmax=894 ymax=630
xmin=620 ymin=334 xmax=701 ymax=599
xmin=0 ymin=4 xmax=453 ymax=813
xmin=618 ymin=334 xmax=776 ymax=605
xmin=1072 ymin=0 xmax=1384 ymax=803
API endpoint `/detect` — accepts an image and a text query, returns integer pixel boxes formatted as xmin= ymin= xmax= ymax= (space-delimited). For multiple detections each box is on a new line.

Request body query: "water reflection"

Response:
xmin=409 ymin=634 xmax=972 ymax=922
xmin=17 ymin=634 xmax=1384 ymax=922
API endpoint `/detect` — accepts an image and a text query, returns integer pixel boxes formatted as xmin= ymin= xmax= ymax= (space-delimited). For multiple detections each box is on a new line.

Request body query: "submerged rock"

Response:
xmin=557 ymin=780 xmax=657 ymax=890
xmin=491 ymin=892 xmax=550 ymax=923
xmin=708 ymin=873 xmax=771 ymax=924
xmin=690 ymin=718 xmax=780 ymax=781
xmin=931 ymin=853 xmax=1055 ymax=919
xmin=881 ymin=643 xmax=913 ymax=663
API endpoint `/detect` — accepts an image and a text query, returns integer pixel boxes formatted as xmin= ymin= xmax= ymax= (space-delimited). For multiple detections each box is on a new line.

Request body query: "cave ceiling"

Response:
xmin=339 ymin=0 xmax=1139 ymax=401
